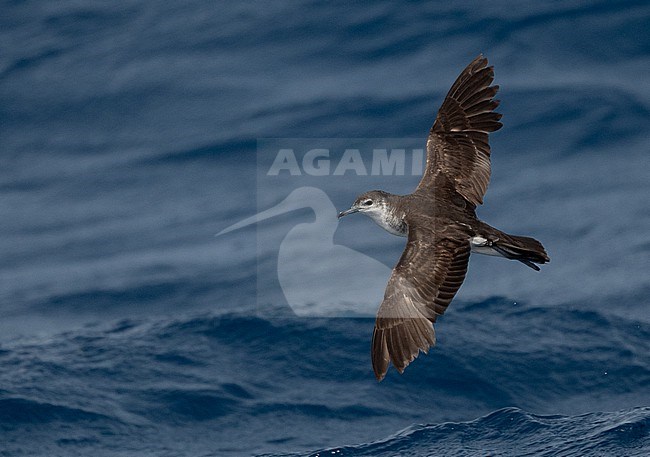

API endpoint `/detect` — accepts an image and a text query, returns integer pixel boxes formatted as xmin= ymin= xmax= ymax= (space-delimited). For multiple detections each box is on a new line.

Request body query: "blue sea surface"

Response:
xmin=1 ymin=1 xmax=649 ymax=456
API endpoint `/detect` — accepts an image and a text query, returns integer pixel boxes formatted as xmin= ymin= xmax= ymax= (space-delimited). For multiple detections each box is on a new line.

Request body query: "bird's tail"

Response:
xmin=492 ymin=233 xmax=550 ymax=271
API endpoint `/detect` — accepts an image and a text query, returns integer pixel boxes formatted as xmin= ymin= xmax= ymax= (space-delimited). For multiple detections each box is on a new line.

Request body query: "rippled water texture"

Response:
xmin=1 ymin=0 xmax=649 ymax=455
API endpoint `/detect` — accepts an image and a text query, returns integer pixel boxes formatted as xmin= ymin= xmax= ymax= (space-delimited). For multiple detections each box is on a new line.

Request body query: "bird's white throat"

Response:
xmin=363 ymin=204 xmax=407 ymax=237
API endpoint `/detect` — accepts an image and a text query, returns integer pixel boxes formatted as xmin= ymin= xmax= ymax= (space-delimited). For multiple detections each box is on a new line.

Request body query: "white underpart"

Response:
xmin=363 ymin=206 xmax=407 ymax=237
xmin=470 ymin=236 xmax=503 ymax=257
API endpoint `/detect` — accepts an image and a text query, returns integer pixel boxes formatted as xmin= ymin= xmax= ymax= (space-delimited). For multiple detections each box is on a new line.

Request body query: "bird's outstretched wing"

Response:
xmin=372 ymin=223 xmax=471 ymax=381
xmin=417 ymin=55 xmax=502 ymax=206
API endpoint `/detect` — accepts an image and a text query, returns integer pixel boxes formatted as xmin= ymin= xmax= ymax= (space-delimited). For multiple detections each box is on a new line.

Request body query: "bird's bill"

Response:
xmin=337 ymin=207 xmax=359 ymax=219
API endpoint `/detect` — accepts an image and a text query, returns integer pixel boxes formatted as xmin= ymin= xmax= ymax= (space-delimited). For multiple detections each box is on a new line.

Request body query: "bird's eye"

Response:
xmin=363 ymin=200 xmax=373 ymax=206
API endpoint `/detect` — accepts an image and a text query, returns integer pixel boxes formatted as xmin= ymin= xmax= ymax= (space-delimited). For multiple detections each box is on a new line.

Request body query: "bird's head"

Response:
xmin=338 ymin=190 xmax=390 ymax=219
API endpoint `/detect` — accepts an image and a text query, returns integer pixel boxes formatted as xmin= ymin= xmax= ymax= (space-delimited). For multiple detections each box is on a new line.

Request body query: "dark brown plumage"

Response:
xmin=419 ymin=54 xmax=502 ymax=205
xmin=372 ymin=223 xmax=471 ymax=377
xmin=338 ymin=55 xmax=549 ymax=381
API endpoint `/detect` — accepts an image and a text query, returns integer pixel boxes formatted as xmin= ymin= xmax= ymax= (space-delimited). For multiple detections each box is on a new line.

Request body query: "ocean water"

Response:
xmin=1 ymin=0 xmax=649 ymax=456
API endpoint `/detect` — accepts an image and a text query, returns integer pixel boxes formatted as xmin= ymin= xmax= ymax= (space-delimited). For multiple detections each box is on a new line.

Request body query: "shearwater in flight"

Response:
xmin=338 ymin=55 xmax=549 ymax=381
